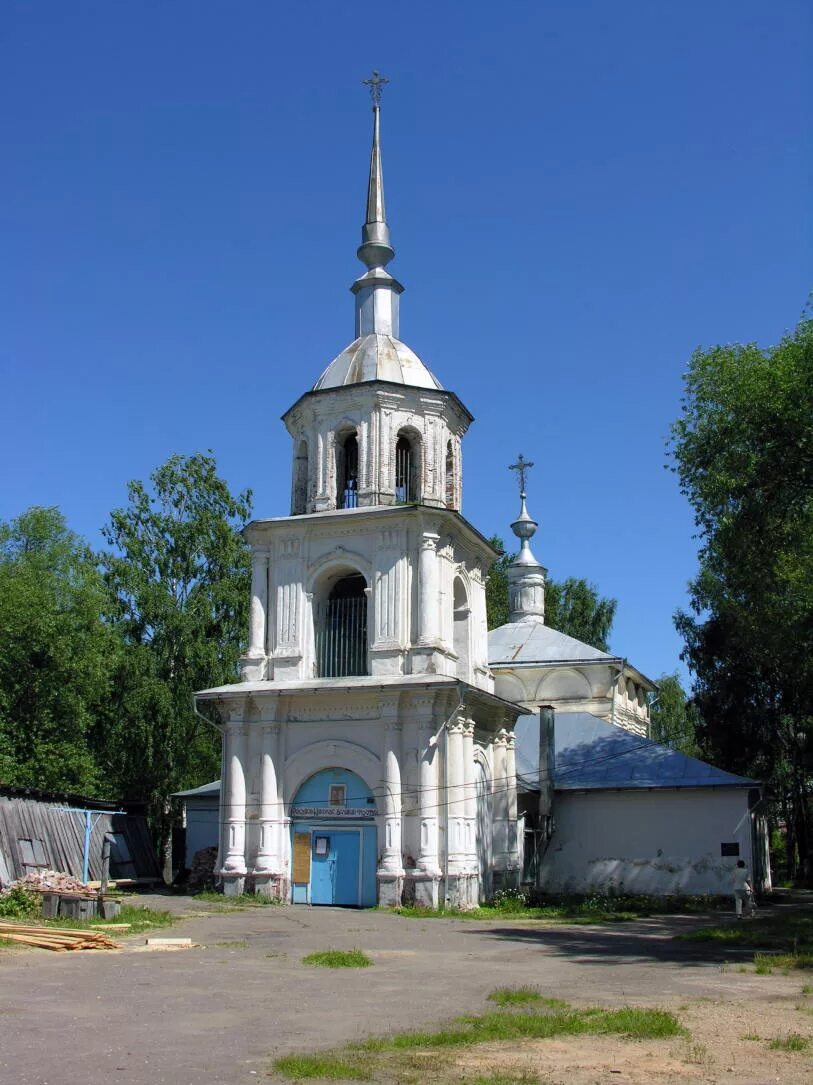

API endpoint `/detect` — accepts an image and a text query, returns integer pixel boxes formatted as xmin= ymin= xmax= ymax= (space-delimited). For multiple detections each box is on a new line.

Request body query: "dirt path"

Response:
xmin=0 ymin=898 xmax=810 ymax=1084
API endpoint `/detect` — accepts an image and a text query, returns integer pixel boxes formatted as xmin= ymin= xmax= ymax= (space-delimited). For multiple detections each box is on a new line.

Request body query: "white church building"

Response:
xmin=192 ymin=81 xmax=769 ymax=905
xmin=195 ymin=88 xmax=525 ymax=907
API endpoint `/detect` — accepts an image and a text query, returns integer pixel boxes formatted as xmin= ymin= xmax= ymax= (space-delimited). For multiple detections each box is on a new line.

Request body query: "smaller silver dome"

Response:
xmin=313 ymin=334 xmax=443 ymax=391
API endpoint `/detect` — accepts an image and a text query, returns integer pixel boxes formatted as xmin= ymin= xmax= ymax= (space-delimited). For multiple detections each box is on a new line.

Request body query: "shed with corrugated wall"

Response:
xmin=0 ymin=786 xmax=161 ymax=888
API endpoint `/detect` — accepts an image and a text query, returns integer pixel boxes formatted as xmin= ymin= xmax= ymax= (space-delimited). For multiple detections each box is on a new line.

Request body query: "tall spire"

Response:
xmin=507 ymin=455 xmax=547 ymax=623
xmin=352 ymin=72 xmax=403 ymax=338
xmin=358 ymin=73 xmax=394 ymax=270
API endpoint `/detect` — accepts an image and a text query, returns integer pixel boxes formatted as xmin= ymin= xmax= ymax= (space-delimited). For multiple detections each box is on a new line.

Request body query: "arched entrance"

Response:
xmin=290 ymin=768 xmax=377 ymax=906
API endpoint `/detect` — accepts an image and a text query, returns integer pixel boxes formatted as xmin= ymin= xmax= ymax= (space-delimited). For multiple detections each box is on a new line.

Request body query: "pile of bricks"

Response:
xmin=11 ymin=870 xmax=90 ymax=894
xmin=187 ymin=846 xmax=217 ymax=890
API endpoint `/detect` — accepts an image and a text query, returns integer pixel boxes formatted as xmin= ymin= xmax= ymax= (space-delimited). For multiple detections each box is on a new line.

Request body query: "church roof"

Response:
xmin=489 ymin=619 xmax=615 ymax=665
xmin=514 ymin=711 xmax=756 ymax=791
xmin=313 ymin=333 xmax=443 ymax=391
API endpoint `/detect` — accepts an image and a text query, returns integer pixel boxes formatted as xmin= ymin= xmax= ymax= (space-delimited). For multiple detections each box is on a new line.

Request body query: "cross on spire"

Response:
xmin=362 ymin=70 xmax=390 ymax=106
xmin=509 ymin=454 xmax=534 ymax=497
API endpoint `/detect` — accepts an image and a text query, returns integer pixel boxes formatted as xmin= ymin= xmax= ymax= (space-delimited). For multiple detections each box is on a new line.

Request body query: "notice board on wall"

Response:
xmin=292 ymin=832 xmax=311 ymax=884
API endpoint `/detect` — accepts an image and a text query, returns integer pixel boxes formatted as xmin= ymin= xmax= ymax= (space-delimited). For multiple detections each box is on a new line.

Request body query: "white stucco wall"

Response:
xmin=539 ymin=788 xmax=756 ymax=896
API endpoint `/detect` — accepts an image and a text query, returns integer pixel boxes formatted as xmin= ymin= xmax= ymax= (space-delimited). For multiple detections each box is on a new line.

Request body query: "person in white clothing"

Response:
xmin=732 ymin=859 xmax=755 ymax=918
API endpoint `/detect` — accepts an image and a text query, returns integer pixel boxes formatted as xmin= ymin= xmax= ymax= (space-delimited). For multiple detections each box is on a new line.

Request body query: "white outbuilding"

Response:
xmin=195 ymin=94 xmax=524 ymax=907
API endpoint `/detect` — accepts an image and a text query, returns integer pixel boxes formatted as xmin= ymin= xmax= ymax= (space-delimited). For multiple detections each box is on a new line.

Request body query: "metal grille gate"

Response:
xmin=315 ymin=595 xmax=368 ymax=677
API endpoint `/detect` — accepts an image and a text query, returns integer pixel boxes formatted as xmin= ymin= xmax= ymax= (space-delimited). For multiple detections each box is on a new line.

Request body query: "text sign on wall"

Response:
xmin=291 ymin=806 xmax=377 ymax=820
xmin=292 ymin=832 xmax=311 ymax=884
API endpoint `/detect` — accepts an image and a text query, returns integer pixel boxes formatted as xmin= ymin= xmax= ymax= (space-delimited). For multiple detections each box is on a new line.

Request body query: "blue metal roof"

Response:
xmin=514 ymin=712 xmax=755 ymax=791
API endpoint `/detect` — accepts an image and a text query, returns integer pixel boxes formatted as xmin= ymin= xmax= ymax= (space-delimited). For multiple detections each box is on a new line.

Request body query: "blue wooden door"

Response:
xmin=309 ymin=832 xmax=360 ymax=905
xmin=333 ymin=832 xmax=360 ymax=906
xmin=310 ymin=835 xmax=335 ymax=905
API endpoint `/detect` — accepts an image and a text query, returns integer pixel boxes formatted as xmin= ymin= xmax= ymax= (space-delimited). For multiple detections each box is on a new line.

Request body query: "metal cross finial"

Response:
xmin=362 ymin=70 xmax=390 ymax=106
xmin=509 ymin=453 xmax=534 ymax=497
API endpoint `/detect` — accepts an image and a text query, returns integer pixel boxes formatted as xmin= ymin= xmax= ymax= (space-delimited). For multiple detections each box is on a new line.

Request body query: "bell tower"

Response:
xmin=282 ymin=82 xmax=468 ymax=517
xmin=197 ymin=76 xmax=524 ymax=911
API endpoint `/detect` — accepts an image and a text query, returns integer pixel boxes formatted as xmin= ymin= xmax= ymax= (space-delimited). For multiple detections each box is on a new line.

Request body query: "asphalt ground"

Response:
xmin=0 ymin=896 xmax=797 ymax=1085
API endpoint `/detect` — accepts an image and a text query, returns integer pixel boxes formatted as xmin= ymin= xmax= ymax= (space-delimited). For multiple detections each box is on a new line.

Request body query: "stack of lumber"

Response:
xmin=0 ymin=921 xmax=121 ymax=952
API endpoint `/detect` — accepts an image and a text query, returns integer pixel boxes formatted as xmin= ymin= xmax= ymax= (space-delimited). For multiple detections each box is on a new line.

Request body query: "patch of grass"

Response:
xmin=487 ymin=987 xmax=543 ymax=1007
xmin=274 ymin=1054 xmax=371 ymax=1081
xmin=47 ymin=903 xmax=175 ymax=936
xmin=801 ymin=983 xmax=813 ymax=995
xmin=682 ymin=913 xmax=813 ymax=954
xmin=302 ymin=948 xmax=371 ymax=969
xmin=188 ymin=890 xmax=280 ymax=910
xmin=390 ymin=892 xmax=726 ymax=924
xmin=767 ymin=1033 xmax=810 ymax=1052
xmin=216 ymin=939 xmax=248 ymax=948
xmin=754 ymin=952 xmax=813 ymax=974
xmin=275 ymin=1000 xmax=685 ymax=1079
xmin=741 ymin=1032 xmax=761 ymax=1041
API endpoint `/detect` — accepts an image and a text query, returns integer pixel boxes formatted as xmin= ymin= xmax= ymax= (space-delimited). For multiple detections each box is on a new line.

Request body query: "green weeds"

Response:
xmin=767 ymin=1033 xmax=809 ymax=1052
xmin=301 ymin=948 xmax=372 ymax=968
xmin=273 ymin=993 xmax=685 ymax=1080
xmin=487 ymin=987 xmax=544 ymax=1007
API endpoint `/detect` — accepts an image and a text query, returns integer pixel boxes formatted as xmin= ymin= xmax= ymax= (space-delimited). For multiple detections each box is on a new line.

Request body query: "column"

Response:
xmin=460 ymin=720 xmax=479 ymax=907
xmin=417 ymin=724 xmax=440 ymax=875
xmin=377 ymin=716 xmax=404 ymax=907
xmin=504 ymin=728 xmax=520 ymax=879
xmin=254 ymin=722 xmax=280 ymax=878
xmin=462 ymin=719 xmax=478 ymax=867
xmin=221 ymin=709 xmax=248 ymax=891
xmin=248 ymin=549 xmax=268 ymax=657
xmin=445 ymin=715 xmax=467 ymax=875
xmin=491 ymin=729 xmax=510 ymax=871
xmin=417 ymin=531 xmax=440 ymax=645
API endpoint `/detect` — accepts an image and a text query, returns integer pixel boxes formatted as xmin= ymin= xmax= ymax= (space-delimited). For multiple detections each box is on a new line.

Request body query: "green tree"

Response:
xmin=100 ymin=453 xmax=253 ymax=859
xmin=0 ymin=507 xmax=118 ymax=794
xmin=485 ymin=537 xmax=616 ymax=651
xmin=649 ymin=673 xmax=701 ymax=758
xmin=669 ymin=315 xmax=813 ymax=880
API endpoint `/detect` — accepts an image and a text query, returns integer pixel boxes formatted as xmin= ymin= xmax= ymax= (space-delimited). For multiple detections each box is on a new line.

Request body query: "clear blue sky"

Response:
xmin=2 ymin=1 xmax=810 ymax=684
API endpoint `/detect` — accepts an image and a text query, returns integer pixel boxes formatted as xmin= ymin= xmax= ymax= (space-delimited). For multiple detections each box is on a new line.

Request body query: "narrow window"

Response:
xmin=337 ymin=434 xmax=359 ymax=509
xmin=315 ymin=574 xmax=368 ymax=677
xmin=445 ymin=439 xmax=455 ymax=509
xmin=292 ymin=439 xmax=309 ymax=515
xmin=395 ymin=434 xmax=420 ymax=503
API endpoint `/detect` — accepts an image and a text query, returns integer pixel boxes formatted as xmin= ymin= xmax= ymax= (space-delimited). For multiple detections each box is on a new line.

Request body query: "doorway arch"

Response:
xmin=289 ymin=768 xmax=377 ymax=906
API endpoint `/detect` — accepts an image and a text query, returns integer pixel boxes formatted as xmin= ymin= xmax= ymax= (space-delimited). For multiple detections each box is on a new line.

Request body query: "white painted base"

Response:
xmin=443 ymin=873 xmax=480 ymax=911
xmin=222 ymin=875 xmax=246 ymax=896
xmin=376 ymin=872 xmax=403 ymax=908
xmin=410 ymin=873 xmax=440 ymax=910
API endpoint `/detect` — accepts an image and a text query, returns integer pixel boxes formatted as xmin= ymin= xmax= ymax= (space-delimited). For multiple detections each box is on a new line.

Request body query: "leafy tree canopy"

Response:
xmin=669 ymin=314 xmax=813 ymax=878
xmin=649 ymin=673 xmax=701 ymax=758
xmin=99 ymin=453 xmax=253 ymax=845
xmin=486 ymin=537 xmax=616 ymax=652
xmin=0 ymin=507 xmax=119 ymax=794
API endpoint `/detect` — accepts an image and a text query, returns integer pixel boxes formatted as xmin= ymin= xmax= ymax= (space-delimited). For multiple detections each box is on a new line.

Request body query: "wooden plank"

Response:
xmin=292 ymin=831 xmax=311 ymax=884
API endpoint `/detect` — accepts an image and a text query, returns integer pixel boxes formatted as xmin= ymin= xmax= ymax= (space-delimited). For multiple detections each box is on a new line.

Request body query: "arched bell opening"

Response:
xmin=336 ymin=431 xmax=359 ymax=509
xmin=395 ymin=430 xmax=421 ymax=504
xmin=313 ymin=569 xmax=369 ymax=678
xmin=292 ymin=439 xmax=309 ymax=515
xmin=445 ymin=438 xmax=455 ymax=509
xmin=452 ymin=576 xmax=471 ymax=679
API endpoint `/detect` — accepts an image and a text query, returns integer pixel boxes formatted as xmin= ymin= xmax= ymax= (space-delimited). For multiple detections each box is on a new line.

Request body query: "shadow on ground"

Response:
xmin=460 ymin=914 xmax=755 ymax=967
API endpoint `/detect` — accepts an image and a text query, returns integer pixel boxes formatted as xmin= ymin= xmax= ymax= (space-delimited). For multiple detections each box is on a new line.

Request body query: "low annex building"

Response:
xmin=487 ymin=491 xmax=771 ymax=897
xmin=195 ymin=86 xmax=524 ymax=908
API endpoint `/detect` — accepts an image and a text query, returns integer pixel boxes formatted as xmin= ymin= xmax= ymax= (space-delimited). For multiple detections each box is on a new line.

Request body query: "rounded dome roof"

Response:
xmin=313 ymin=333 xmax=443 ymax=391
